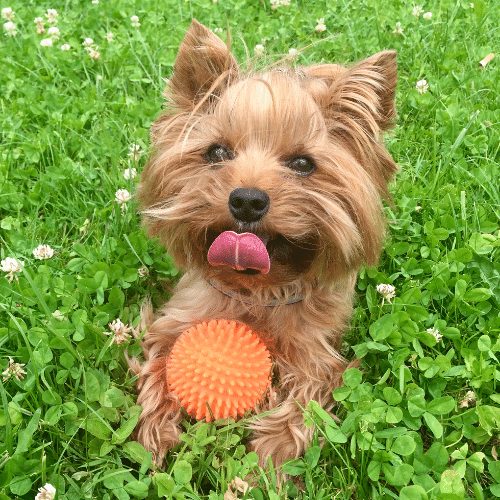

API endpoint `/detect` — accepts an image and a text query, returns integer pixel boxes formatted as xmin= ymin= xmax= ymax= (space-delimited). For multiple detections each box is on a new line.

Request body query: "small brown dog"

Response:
xmin=131 ymin=20 xmax=397 ymax=467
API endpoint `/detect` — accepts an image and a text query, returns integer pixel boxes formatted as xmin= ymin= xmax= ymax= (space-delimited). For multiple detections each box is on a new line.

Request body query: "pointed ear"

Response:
xmin=303 ymin=51 xmax=398 ymax=195
xmin=350 ymin=50 xmax=397 ymax=131
xmin=304 ymin=50 xmax=397 ymax=134
xmin=168 ymin=20 xmax=239 ymax=110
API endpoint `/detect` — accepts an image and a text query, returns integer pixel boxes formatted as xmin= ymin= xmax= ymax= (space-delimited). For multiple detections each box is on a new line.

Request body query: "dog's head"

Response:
xmin=139 ymin=21 xmax=397 ymax=290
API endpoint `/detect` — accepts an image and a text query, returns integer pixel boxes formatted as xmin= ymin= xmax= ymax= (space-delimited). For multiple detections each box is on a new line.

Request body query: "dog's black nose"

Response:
xmin=229 ymin=188 xmax=270 ymax=223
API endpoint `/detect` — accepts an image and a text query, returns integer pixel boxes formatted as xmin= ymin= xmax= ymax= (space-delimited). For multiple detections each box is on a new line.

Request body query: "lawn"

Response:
xmin=0 ymin=0 xmax=499 ymax=498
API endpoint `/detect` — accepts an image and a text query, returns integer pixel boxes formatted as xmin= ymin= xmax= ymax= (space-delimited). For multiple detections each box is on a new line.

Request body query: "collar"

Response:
xmin=208 ymin=279 xmax=304 ymax=307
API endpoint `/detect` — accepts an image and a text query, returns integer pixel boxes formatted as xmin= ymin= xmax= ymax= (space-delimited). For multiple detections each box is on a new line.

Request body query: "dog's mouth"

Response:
xmin=235 ymin=268 xmax=261 ymax=275
xmin=206 ymin=229 xmax=317 ymax=276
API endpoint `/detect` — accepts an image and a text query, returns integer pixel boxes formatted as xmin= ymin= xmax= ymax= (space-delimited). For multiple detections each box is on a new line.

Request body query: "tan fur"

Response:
xmin=131 ymin=20 xmax=397 ymax=468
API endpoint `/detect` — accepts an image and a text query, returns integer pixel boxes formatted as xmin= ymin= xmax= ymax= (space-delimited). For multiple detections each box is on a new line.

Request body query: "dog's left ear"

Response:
xmin=168 ymin=20 xmax=238 ymax=110
xmin=304 ymin=50 xmax=397 ymax=135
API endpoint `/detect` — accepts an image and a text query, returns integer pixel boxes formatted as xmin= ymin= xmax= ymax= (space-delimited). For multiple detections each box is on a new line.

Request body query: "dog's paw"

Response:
xmin=136 ymin=415 xmax=181 ymax=467
xmin=249 ymin=401 xmax=312 ymax=468
xmin=133 ymin=356 xmax=183 ymax=467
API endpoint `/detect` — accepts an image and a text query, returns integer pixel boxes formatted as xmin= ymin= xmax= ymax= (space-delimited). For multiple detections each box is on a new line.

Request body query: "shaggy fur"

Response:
xmin=130 ymin=20 xmax=397 ymax=468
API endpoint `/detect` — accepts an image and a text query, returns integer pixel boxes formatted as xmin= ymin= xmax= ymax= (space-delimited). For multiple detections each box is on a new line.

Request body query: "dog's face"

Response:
xmin=140 ymin=21 xmax=397 ymax=289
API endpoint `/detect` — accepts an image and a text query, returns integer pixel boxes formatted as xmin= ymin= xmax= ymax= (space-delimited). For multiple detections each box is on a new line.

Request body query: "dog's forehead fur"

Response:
xmin=213 ymin=72 xmax=327 ymax=151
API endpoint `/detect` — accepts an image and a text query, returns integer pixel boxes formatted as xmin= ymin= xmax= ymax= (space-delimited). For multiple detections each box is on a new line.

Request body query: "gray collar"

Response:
xmin=208 ymin=279 xmax=304 ymax=307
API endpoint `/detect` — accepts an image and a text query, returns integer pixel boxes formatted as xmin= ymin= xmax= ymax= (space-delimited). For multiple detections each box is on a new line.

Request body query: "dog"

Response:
xmin=130 ymin=19 xmax=397 ymax=468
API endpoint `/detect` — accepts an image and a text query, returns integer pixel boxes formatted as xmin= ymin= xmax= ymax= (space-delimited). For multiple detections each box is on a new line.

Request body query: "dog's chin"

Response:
xmin=204 ymin=228 xmax=317 ymax=286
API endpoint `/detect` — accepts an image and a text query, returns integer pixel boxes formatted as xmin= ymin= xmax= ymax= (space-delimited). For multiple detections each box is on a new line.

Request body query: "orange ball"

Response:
xmin=166 ymin=319 xmax=271 ymax=421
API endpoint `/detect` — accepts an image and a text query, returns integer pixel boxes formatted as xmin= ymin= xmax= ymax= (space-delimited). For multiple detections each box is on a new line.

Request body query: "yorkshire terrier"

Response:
xmin=130 ymin=20 xmax=397 ymax=468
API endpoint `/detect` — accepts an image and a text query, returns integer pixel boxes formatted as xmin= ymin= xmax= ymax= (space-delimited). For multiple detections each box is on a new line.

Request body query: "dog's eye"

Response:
xmin=205 ymin=144 xmax=234 ymax=164
xmin=286 ymin=156 xmax=316 ymax=176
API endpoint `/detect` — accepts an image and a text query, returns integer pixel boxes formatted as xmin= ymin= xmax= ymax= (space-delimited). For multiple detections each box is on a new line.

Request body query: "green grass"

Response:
xmin=0 ymin=0 xmax=499 ymax=498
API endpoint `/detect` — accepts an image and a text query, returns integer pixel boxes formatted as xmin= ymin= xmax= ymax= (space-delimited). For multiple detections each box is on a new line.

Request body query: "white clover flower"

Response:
xmin=33 ymin=244 xmax=55 ymax=260
xmin=315 ymin=18 xmax=327 ymax=33
xmin=128 ymin=143 xmax=143 ymax=161
xmin=108 ymin=318 xmax=127 ymax=334
xmin=47 ymin=26 xmax=60 ymax=39
xmin=46 ymin=9 xmax=58 ymax=24
xmin=213 ymin=27 xmax=223 ymax=34
xmin=115 ymin=188 xmax=131 ymax=205
xmin=1 ymin=257 xmax=23 ymax=282
xmin=138 ymin=265 xmax=149 ymax=277
xmin=92 ymin=0 xmax=99 ymax=4
xmin=422 ymin=11 xmax=432 ymax=20
xmin=392 ymin=21 xmax=404 ymax=35
xmin=82 ymin=38 xmax=101 ymax=60
xmin=2 ymin=357 xmax=26 ymax=382
xmin=1 ymin=7 xmax=14 ymax=20
xmin=469 ymin=2 xmax=474 ymax=7
xmin=225 ymin=488 xmax=237 ymax=499
xmin=105 ymin=31 xmax=114 ymax=42
xmin=123 ymin=167 xmax=137 ymax=180
xmin=106 ymin=319 xmax=132 ymax=344
xmin=416 ymin=79 xmax=429 ymax=94
xmin=35 ymin=483 xmax=56 ymax=500
xmin=79 ymin=218 xmax=90 ymax=233
xmin=231 ymin=476 xmax=250 ymax=494
xmin=225 ymin=476 xmax=250 ymax=499
xmin=40 ymin=38 xmax=53 ymax=47
xmin=270 ymin=0 xmax=290 ymax=9
xmin=52 ymin=310 xmax=65 ymax=321
xmin=60 ymin=43 xmax=71 ymax=51
xmin=88 ymin=47 xmax=100 ymax=60
xmin=34 ymin=17 xmax=45 ymax=34
xmin=130 ymin=15 xmax=140 ymax=28
xmin=254 ymin=43 xmax=265 ymax=56
xmin=426 ymin=327 xmax=443 ymax=342
xmin=459 ymin=390 xmax=476 ymax=408
xmin=3 ymin=20 xmax=16 ymax=36
xmin=288 ymin=47 xmax=298 ymax=58
xmin=412 ymin=5 xmax=424 ymax=17
xmin=376 ymin=283 xmax=396 ymax=302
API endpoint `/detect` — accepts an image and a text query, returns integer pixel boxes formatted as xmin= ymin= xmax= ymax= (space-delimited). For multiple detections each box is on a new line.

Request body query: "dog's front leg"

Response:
xmin=131 ymin=314 xmax=192 ymax=466
xmin=249 ymin=354 xmax=346 ymax=469
xmin=249 ymin=397 xmax=313 ymax=468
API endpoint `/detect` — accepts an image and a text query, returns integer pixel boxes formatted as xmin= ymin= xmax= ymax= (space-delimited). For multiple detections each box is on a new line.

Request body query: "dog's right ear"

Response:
xmin=168 ymin=20 xmax=238 ymax=110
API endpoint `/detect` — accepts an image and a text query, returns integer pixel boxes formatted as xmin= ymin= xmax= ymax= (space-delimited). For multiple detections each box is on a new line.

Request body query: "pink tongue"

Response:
xmin=208 ymin=231 xmax=270 ymax=274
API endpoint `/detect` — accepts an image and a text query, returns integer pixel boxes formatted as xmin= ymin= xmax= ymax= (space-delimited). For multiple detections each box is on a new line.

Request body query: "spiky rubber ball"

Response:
xmin=166 ymin=319 xmax=271 ymax=421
